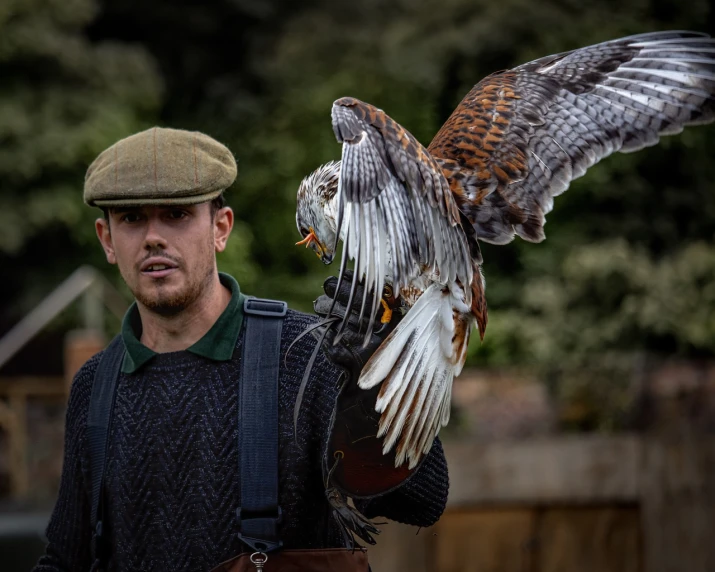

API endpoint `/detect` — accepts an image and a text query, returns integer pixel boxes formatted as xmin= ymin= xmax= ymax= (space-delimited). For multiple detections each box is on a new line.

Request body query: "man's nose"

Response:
xmin=143 ymin=217 xmax=168 ymax=249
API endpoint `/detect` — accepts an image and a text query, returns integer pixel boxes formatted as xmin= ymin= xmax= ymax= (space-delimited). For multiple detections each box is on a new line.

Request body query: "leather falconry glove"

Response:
xmin=314 ymin=271 xmax=421 ymax=545
xmin=315 ymin=270 xmax=403 ymax=546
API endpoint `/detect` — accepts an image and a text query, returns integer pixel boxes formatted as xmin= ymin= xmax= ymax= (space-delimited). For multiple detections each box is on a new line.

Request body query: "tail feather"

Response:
xmin=358 ymin=282 xmax=473 ymax=469
xmin=441 ymin=373 xmax=453 ymax=426
xmin=379 ymin=317 xmax=439 ymax=453
xmin=392 ymin=334 xmax=442 ymax=461
xmin=377 ymin=333 xmax=421 ymax=443
xmin=471 ymin=263 xmax=488 ymax=341
xmin=416 ymin=389 xmax=446 ymax=459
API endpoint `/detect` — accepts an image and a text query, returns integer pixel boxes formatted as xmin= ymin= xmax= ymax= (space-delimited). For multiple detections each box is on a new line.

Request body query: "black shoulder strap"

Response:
xmin=85 ymin=298 xmax=288 ymax=561
xmin=87 ymin=335 xmax=125 ymax=569
xmin=236 ymin=296 xmax=287 ymax=554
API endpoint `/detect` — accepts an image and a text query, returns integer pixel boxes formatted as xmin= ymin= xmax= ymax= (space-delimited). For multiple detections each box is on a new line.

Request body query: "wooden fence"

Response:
xmin=367 ymin=436 xmax=715 ymax=572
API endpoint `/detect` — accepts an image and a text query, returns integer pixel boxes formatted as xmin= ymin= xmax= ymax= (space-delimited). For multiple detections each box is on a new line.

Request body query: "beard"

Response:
xmin=133 ymin=269 xmax=213 ymax=317
xmin=127 ymin=242 xmax=216 ymax=317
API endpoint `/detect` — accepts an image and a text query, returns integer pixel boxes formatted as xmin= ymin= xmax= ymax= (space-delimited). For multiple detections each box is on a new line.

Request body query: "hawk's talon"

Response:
xmin=380 ymin=299 xmax=392 ymax=324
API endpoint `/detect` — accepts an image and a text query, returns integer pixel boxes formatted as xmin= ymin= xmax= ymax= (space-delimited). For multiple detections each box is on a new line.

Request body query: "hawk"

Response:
xmin=295 ymin=31 xmax=715 ymax=469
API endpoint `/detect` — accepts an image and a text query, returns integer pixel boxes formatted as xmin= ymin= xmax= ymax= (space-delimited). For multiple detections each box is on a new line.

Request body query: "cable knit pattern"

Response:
xmin=33 ymin=309 xmax=449 ymax=572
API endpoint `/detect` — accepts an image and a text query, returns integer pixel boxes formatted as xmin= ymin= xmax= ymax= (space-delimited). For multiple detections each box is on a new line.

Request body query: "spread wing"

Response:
xmin=331 ymin=97 xmax=472 ymax=341
xmin=428 ymin=31 xmax=715 ymax=245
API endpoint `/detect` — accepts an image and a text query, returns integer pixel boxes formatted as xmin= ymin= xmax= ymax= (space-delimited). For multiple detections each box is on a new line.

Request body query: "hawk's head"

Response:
xmin=295 ymin=161 xmax=341 ymax=264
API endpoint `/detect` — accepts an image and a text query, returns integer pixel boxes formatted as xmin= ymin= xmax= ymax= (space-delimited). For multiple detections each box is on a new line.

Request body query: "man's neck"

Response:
xmin=136 ymin=274 xmax=232 ymax=353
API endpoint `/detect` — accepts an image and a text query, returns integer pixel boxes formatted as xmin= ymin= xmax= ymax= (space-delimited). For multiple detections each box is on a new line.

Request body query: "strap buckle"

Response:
xmin=243 ymin=297 xmax=288 ymax=317
xmin=235 ymin=507 xmax=283 ymax=553
xmin=235 ymin=506 xmax=283 ymax=524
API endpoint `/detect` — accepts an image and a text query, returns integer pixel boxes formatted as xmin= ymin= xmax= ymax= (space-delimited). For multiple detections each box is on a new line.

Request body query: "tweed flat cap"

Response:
xmin=84 ymin=127 xmax=237 ymax=207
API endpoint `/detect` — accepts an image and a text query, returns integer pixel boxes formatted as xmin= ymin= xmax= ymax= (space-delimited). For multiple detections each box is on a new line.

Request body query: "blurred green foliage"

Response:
xmin=1 ymin=0 xmax=715 ymax=428
xmin=0 ymin=0 xmax=162 ymax=311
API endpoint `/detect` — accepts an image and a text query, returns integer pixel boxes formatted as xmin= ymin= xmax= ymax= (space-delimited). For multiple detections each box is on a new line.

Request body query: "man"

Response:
xmin=33 ymin=127 xmax=449 ymax=571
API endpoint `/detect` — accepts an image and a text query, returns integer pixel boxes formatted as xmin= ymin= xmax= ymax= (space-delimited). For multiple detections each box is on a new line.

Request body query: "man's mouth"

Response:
xmin=140 ymin=258 xmax=178 ymax=278
xmin=145 ymin=264 xmax=171 ymax=271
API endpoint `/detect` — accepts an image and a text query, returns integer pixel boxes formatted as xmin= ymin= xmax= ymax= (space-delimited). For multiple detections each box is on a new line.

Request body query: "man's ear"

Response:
xmin=214 ymin=207 xmax=234 ymax=253
xmin=95 ymin=218 xmax=117 ymax=264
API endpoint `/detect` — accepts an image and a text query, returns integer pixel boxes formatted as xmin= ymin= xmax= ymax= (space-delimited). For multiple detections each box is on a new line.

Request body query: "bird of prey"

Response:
xmin=295 ymin=31 xmax=715 ymax=469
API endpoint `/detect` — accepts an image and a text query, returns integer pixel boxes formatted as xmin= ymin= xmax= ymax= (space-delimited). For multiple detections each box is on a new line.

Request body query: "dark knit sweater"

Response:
xmin=34 ymin=309 xmax=449 ymax=572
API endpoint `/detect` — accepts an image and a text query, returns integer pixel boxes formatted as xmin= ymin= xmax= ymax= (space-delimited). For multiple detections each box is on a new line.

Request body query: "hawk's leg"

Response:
xmin=379 ymin=299 xmax=392 ymax=324
xmin=379 ymin=284 xmax=398 ymax=324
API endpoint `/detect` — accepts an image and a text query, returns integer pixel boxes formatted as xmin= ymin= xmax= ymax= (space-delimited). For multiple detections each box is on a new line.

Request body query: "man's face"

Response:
xmin=95 ymin=203 xmax=233 ymax=316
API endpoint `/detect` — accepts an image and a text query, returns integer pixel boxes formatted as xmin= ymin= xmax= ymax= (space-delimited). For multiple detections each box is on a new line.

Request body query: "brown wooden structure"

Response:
xmin=0 ymin=376 xmax=66 ymax=497
xmin=0 ymin=266 xmax=125 ymax=499
xmin=0 ymin=331 xmax=106 ymax=498
xmin=367 ymin=436 xmax=715 ymax=572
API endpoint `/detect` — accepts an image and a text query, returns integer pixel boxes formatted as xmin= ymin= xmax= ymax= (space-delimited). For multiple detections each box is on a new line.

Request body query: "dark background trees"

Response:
xmin=2 ymin=0 xmax=714 ymax=428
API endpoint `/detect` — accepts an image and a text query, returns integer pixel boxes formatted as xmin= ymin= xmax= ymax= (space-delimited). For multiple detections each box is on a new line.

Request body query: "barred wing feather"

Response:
xmin=331 ymin=97 xmax=472 ymax=342
xmin=429 ymin=31 xmax=715 ymax=245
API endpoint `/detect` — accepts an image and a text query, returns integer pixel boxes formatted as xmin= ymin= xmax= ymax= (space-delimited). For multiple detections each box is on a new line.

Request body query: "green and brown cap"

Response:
xmin=84 ymin=127 xmax=237 ymax=207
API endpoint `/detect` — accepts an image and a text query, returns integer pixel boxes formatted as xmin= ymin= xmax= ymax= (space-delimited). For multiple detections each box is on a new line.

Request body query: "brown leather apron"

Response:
xmin=211 ymin=548 xmax=368 ymax=572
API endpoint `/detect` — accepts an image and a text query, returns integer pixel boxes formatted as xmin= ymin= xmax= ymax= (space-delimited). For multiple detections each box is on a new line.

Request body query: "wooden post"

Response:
xmin=0 ymin=394 xmax=29 ymax=498
xmin=9 ymin=392 xmax=28 ymax=497
xmin=0 ymin=376 xmax=66 ymax=502
xmin=640 ymin=437 xmax=715 ymax=572
xmin=64 ymin=329 xmax=106 ymax=392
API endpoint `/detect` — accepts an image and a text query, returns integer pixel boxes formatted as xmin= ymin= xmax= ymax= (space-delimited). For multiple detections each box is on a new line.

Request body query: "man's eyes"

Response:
xmin=167 ymin=209 xmax=188 ymax=220
xmin=118 ymin=210 xmax=188 ymax=223
xmin=120 ymin=213 xmax=142 ymax=223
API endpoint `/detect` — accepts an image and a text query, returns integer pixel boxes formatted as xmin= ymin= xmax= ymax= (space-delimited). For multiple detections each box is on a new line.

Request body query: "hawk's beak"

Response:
xmin=296 ymin=229 xmax=318 ymax=248
xmin=296 ymin=228 xmax=327 ymax=260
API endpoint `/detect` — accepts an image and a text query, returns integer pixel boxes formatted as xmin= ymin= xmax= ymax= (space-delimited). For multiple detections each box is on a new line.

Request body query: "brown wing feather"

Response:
xmin=428 ymin=70 xmax=559 ymax=244
xmin=428 ymin=72 xmax=533 ymax=200
xmin=470 ymin=262 xmax=488 ymax=341
xmin=428 ymin=31 xmax=715 ymax=245
xmin=335 ymin=97 xmax=463 ymax=225
xmin=330 ymin=97 xmax=474 ymax=343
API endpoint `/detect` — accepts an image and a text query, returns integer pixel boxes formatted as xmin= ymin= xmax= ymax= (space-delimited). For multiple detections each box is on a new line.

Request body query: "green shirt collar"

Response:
xmin=120 ymin=272 xmax=245 ymax=374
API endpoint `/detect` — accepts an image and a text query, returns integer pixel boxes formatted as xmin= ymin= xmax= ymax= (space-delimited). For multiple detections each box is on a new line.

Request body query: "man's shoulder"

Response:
xmin=278 ymin=308 xmax=319 ymax=347
xmin=284 ymin=308 xmax=319 ymax=327
xmin=278 ymin=308 xmax=343 ymax=378
xmin=75 ymin=348 xmax=106 ymax=379
xmin=68 ymin=337 xmax=122 ymax=402
xmin=63 ymin=344 xmax=112 ymax=421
